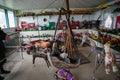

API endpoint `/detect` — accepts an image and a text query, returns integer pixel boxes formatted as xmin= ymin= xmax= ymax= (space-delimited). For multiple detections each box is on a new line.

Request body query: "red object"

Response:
xmin=71 ymin=21 xmax=80 ymax=29
xmin=116 ymin=16 xmax=120 ymax=29
xmin=102 ymin=37 xmax=110 ymax=43
xmin=29 ymin=23 xmax=37 ymax=29
xmin=58 ymin=21 xmax=67 ymax=29
xmin=15 ymin=22 xmax=37 ymax=31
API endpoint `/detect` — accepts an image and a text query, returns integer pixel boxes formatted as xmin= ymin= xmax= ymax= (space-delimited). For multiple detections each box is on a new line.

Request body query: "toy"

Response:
xmin=105 ymin=52 xmax=118 ymax=74
xmin=32 ymin=47 xmax=51 ymax=68
xmin=15 ymin=22 xmax=37 ymax=31
xmin=55 ymin=69 xmax=74 ymax=80
xmin=20 ymin=39 xmax=51 ymax=67
xmin=71 ymin=21 xmax=80 ymax=29
xmin=104 ymin=42 xmax=118 ymax=74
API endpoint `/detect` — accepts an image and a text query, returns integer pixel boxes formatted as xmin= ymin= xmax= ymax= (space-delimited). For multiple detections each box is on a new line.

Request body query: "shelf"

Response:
xmin=89 ymin=29 xmax=120 ymax=53
xmin=19 ymin=29 xmax=120 ymax=53
xmin=89 ymin=29 xmax=120 ymax=38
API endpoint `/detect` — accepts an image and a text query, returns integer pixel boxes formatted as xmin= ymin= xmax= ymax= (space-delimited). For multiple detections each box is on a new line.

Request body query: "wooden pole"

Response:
xmin=65 ymin=0 xmax=73 ymax=36
xmin=64 ymin=0 xmax=75 ymax=58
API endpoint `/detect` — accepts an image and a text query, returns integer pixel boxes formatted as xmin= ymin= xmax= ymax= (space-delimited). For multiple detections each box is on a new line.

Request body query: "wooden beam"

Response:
xmin=65 ymin=0 xmax=70 ymax=11
xmin=64 ymin=0 xmax=75 ymax=57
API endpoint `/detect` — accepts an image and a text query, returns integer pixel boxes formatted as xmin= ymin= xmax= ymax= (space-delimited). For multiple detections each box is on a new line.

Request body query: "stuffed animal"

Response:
xmin=104 ymin=42 xmax=118 ymax=74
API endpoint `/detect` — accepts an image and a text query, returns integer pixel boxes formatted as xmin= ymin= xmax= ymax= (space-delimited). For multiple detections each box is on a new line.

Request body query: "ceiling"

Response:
xmin=0 ymin=0 xmax=116 ymax=10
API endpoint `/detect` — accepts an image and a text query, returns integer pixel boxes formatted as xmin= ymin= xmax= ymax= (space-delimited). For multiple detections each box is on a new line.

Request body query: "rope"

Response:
xmin=53 ymin=9 xmax=62 ymax=41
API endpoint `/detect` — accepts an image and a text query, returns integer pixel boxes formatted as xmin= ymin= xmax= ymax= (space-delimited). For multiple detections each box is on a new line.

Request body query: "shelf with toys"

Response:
xmin=19 ymin=29 xmax=88 ymax=44
xmin=19 ymin=29 xmax=120 ymax=53
xmin=88 ymin=29 xmax=120 ymax=53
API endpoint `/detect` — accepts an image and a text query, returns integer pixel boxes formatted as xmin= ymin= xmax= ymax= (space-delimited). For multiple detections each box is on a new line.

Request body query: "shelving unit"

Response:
xmin=19 ymin=29 xmax=88 ymax=43
xmin=88 ymin=29 xmax=120 ymax=53
xmin=19 ymin=29 xmax=120 ymax=54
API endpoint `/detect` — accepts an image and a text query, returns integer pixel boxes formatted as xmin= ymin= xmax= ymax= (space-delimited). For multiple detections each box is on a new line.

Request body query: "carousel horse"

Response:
xmin=22 ymin=40 xmax=51 ymax=68
xmin=104 ymin=42 xmax=118 ymax=74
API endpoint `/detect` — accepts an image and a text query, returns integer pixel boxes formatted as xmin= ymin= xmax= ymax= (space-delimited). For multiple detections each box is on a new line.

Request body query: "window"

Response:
xmin=8 ymin=11 xmax=15 ymax=27
xmin=105 ymin=15 xmax=112 ymax=29
xmin=0 ymin=9 xmax=7 ymax=29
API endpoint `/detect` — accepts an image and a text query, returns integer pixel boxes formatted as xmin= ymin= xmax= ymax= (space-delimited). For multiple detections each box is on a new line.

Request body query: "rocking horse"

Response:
xmin=89 ymin=41 xmax=118 ymax=80
xmin=21 ymin=39 xmax=52 ymax=68
xmin=104 ymin=42 xmax=118 ymax=74
xmin=26 ymin=45 xmax=51 ymax=68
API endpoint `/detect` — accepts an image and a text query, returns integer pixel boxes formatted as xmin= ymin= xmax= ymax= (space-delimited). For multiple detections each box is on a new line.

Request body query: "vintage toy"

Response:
xmin=54 ymin=69 xmax=74 ymax=80
xmin=104 ymin=42 xmax=118 ymax=74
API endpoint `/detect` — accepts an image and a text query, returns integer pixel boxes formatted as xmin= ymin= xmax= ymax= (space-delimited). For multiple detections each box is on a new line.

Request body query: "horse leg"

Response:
xmin=45 ymin=59 xmax=49 ymax=68
xmin=112 ymin=59 xmax=118 ymax=72
xmin=33 ymin=55 xmax=36 ymax=64
xmin=44 ymin=57 xmax=51 ymax=68
xmin=47 ymin=59 xmax=51 ymax=67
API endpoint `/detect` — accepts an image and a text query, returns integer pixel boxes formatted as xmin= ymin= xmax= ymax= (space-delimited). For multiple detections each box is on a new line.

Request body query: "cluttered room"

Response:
xmin=0 ymin=0 xmax=120 ymax=80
